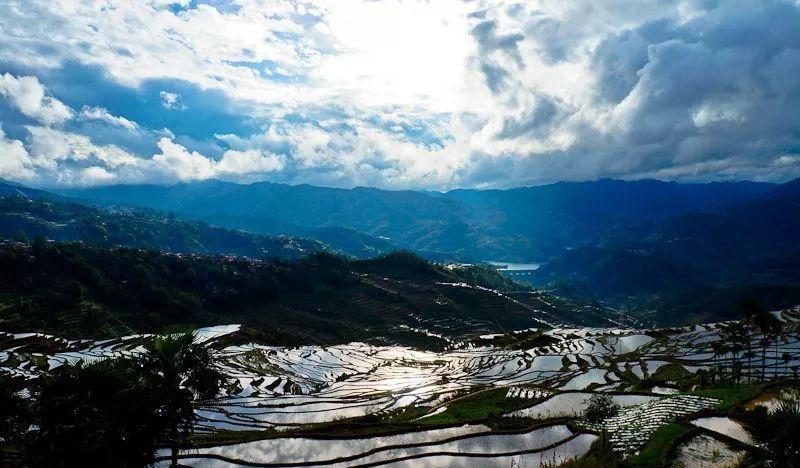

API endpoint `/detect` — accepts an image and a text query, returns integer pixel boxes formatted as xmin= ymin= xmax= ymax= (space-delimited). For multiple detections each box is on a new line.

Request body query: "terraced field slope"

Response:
xmin=3 ymin=307 xmax=799 ymax=467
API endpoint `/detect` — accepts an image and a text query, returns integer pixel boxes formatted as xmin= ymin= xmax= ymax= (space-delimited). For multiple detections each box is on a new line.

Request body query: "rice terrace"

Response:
xmin=3 ymin=290 xmax=799 ymax=466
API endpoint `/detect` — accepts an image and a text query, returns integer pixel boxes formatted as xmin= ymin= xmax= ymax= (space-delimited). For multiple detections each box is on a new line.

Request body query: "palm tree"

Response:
xmin=774 ymin=329 xmax=784 ymax=380
xmin=140 ymin=331 xmax=225 ymax=467
xmin=711 ymin=341 xmax=724 ymax=383
xmin=752 ymin=307 xmax=782 ymax=382
xmin=743 ymin=350 xmax=757 ymax=383
xmin=738 ymin=300 xmax=760 ymax=382
xmin=782 ymin=353 xmax=793 ymax=378
xmin=723 ymin=322 xmax=747 ymax=385
xmin=758 ymin=336 xmax=771 ymax=382
xmin=753 ymin=394 xmax=800 ymax=466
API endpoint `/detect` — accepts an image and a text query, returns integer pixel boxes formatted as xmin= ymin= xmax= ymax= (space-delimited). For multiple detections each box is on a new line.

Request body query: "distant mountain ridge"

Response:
xmin=532 ymin=182 xmax=800 ymax=323
xmin=5 ymin=177 xmax=800 ymax=326
xmin=0 ymin=183 xmax=325 ymax=259
xmin=58 ymin=178 xmax=779 ymax=262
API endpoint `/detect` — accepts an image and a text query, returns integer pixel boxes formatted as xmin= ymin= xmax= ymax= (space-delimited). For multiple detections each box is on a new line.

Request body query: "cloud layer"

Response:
xmin=0 ymin=0 xmax=798 ymax=189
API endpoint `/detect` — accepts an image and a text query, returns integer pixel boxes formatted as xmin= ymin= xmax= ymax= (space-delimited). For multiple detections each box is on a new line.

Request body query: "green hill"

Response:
xmin=0 ymin=195 xmax=324 ymax=259
xmin=0 ymin=242 xmax=610 ymax=349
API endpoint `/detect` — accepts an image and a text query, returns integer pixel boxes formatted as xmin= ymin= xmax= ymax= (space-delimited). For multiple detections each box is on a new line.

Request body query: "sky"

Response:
xmin=0 ymin=0 xmax=799 ymax=190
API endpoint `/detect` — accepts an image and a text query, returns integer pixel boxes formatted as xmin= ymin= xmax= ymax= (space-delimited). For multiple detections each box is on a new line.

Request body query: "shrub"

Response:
xmin=584 ymin=393 xmax=620 ymax=423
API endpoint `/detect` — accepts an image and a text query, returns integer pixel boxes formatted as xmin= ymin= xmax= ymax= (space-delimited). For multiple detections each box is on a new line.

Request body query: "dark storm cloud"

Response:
xmin=471 ymin=20 xmax=525 ymax=67
xmin=496 ymin=97 xmax=563 ymax=139
xmin=467 ymin=0 xmax=800 ymax=185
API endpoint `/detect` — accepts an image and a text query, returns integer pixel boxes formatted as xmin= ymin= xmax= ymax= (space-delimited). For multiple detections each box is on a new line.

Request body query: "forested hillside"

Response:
xmin=0 ymin=195 xmax=323 ymax=259
xmin=532 ymin=187 xmax=800 ymax=323
xmin=0 ymin=244 xmax=613 ymax=349
xmin=61 ymin=178 xmax=777 ymax=261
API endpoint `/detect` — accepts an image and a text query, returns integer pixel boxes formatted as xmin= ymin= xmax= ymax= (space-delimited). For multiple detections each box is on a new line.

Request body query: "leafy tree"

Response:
xmin=27 ymin=359 xmax=162 ymax=468
xmin=139 ymin=332 xmax=225 ymax=467
xmin=584 ymin=393 xmax=620 ymax=424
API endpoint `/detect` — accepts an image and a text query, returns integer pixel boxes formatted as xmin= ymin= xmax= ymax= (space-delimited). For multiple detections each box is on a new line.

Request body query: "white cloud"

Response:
xmin=0 ymin=125 xmax=36 ymax=180
xmin=79 ymin=106 xmax=138 ymax=130
xmin=26 ymin=126 xmax=141 ymax=169
xmin=217 ymin=149 xmax=284 ymax=175
xmin=1 ymin=124 xmax=299 ymax=186
xmin=151 ymin=137 xmax=215 ymax=180
xmin=215 ymin=118 xmax=469 ymax=189
xmin=0 ymin=73 xmax=72 ymax=125
xmin=159 ymin=91 xmax=186 ymax=110
xmin=78 ymin=166 xmax=117 ymax=185
xmin=146 ymin=138 xmax=292 ymax=183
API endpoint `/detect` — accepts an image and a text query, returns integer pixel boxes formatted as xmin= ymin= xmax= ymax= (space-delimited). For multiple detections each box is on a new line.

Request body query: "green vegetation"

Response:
xmin=355 ymin=251 xmax=525 ymax=292
xmin=692 ymin=384 xmax=768 ymax=412
xmin=0 ymin=241 xmax=542 ymax=347
xmin=0 ymin=376 xmax=30 ymax=465
xmin=452 ymin=263 xmax=526 ymax=291
xmin=624 ymin=422 xmax=688 ymax=467
xmin=0 ymin=195 xmax=324 ymax=259
xmin=189 ymin=429 xmax=283 ymax=447
xmin=27 ymin=359 xmax=162 ymax=467
xmin=636 ymin=362 xmax=704 ymax=392
xmin=650 ymin=363 xmax=690 ymax=383
xmin=140 ymin=332 xmax=224 ymax=467
xmin=406 ymin=388 xmax=533 ymax=425
xmin=584 ymin=393 xmax=620 ymax=424
xmin=557 ymin=434 xmax=624 ymax=468
xmin=737 ymin=388 xmax=800 ymax=467
xmin=2 ymin=332 xmax=222 ymax=467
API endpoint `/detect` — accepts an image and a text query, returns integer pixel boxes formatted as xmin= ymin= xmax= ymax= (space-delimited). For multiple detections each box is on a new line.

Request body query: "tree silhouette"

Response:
xmin=744 ymin=301 xmax=782 ymax=382
xmin=0 ymin=376 xmax=31 ymax=464
xmin=139 ymin=332 xmax=225 ymax=467
xmin=711 ymin=340 xmax=724 ymax=383
xmin=774 ymin=327 xmax=785 ymax=380
xmin=721 ymin=322 xmax=747 ymax=385
xmin=738 ymin=300 xmax=761 ymax=382
xmin=753 ymin=393 xmax=800 ymax=466
xmin=26 ymin=359 xmax=162 ymax=468
xmin=584 ymin=393 xmax=620 ymax=424
xmin=782 ymin=353 xmax=792 ymax=378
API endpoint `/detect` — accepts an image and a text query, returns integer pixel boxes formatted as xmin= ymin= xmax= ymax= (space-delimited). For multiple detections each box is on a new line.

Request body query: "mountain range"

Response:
xmin=3 ymin=177 xmax=800 ymax=326
xmin=0 ymin=185 xmax=324 ymax=259
xmin=59 ymin=178 xmax=779 ymax=261
xmin=532 ymin=178 xmax=800 ymax=323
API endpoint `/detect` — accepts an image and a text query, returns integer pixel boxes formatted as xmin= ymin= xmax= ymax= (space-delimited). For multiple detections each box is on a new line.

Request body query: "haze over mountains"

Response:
xmin=60 ymin=178 xmax=778 ymax=261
